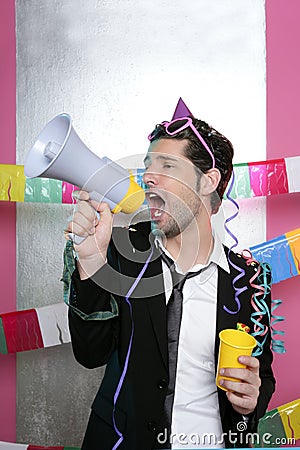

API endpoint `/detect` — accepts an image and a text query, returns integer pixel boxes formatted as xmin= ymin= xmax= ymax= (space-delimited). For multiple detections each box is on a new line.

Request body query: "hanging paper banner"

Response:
xmin=1 ymin=156 xmax=300 ymax=204
xmin=0 ymin=303 xmax=70 ymax=354
xmin=0 ymin=444 xmax=79 ymax=450
xmin=255 ymin=398 xmax=300 ymax=447
xmin=250 ymin=228 xmax=300 ymax=284
xmin=228 ymin=163 xmax=252 ymax=199
xmin=0 ymin=443 xmax=28 ymax=449
xmin=248 ymin=158 xmax=289 ymax=197
xmin=28 ymin=447 xmax=79 ymax=450
xmin=62 ymin=182 xmax=78 ymax=204
xmin=24 ymin=178 xmax=62 ymax=203
xmin=1 ymin=308 xmax=44 ymax=353
xmin=0 ymin=317 xmax=8 ymax=354
xmin=0 ymin=164 xmax=26 ymax=202
xmin=285 ymin=156 xmax=300 ymax=193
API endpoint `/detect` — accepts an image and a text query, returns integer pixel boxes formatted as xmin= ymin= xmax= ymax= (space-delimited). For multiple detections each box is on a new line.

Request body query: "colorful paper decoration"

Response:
xmin=255 ymin=398 xmax=300 ymax=447
xmin=0 ymin=303 xmax=70 ymax=353
xmin=0 ymin=443 xmax=28 ymax=449
xmin=24 ymin=178 xmax=62 ymax=203
xmin=285 ymin=156 xmax=300 ymax=193
xmin=226 ymin=155 xmax=299 ymax=199
xmin=1 ymin=308 xmax=43 ymax=353
xmin=229 ymin=163 xmax=252 ymax=198
xmin=27 ymin=447 xmax=79 ymax=450
xmin=250 ymin=228 xmax=300 ymax=284
xmin=1 ymin=156 xmax=300 ymax=204
xmin=0 ymin=317 xmax=8 ymax=354
xmin=61 ymin=182 xmax=78 ymax=204
xmin=0 ymin=164 xmax=26 ymax=202
xmin=249 ymin=158 xmax=289 ymax=197
xmin=0 ymin=444 xmax=79 ymax=450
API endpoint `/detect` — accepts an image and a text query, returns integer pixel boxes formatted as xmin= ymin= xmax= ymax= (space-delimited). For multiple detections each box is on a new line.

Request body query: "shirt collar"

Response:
xmin=154 ymin=229 xmax=230 ymax=274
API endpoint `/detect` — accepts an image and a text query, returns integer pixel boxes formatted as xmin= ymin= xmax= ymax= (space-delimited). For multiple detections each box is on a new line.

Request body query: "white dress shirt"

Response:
xmin=157 ymin=233 xmax=230 ymax=449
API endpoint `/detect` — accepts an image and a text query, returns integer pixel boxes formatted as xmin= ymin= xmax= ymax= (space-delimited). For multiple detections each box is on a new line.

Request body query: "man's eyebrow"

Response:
xmin=156 ymin=155 xmax=179 ymax=162
xmin=143 ymin=154 xmax=179 ymax=165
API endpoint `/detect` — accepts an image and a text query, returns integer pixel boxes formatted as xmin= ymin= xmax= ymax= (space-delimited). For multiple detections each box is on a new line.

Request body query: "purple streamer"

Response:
xmin=112 ymin=247 xmax=154 ymax=450
xmin=224 ymin=171 xmax=247 ymax=314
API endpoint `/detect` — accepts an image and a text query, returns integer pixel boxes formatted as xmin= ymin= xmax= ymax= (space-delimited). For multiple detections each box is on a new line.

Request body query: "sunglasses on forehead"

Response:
xmin=148 ymin=116 xmax=215 ymax=168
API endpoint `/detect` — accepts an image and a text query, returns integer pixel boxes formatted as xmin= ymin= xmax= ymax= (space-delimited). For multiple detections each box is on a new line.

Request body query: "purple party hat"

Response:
xmin=171 ymin=97 xmax=194 ymax=119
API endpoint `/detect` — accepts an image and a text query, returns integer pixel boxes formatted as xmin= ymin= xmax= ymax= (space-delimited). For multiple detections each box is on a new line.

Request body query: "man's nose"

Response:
xmin=143 ymin=169 xmax=159 ymax=187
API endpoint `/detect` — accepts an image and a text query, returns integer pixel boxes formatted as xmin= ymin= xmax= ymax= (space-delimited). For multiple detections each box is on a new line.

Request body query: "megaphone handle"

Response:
xmin=68 ymin=211 xmax=100 ymax=245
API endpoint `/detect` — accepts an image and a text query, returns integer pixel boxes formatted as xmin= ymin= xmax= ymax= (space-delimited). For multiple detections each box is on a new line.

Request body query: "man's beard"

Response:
xmin=154 ymin=192 xmax=202 ymax=238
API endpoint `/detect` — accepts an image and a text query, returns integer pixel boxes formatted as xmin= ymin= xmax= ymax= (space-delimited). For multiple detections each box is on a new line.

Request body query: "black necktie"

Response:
xmin=160 ymin=252 xmax=203 ymax=434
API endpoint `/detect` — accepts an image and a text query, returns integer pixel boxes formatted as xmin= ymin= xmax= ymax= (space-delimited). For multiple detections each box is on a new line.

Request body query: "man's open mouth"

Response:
xmin=145 ymin=192 xmax=166 ymax=219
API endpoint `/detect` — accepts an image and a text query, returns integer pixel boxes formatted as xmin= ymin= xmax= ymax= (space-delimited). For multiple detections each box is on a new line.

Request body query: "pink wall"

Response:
xmin=0 ymin=0 xmax=16 ymax=442
xmin=0 ymin=0 xmax=299 ymax=443
xmin=266 ymin=0 xmax=300 ymax=410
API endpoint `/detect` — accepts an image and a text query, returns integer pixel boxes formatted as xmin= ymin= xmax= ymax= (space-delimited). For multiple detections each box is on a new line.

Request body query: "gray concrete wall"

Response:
xmin=16 ymin=0 xmax=266 ymax=446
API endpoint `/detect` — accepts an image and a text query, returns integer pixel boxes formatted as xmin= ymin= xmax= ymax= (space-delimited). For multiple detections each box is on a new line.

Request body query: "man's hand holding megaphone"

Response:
xmin=64 ymin=190 xmax=114 ymax=281
xmin=24 ymin=113 xmax=146 ymax=279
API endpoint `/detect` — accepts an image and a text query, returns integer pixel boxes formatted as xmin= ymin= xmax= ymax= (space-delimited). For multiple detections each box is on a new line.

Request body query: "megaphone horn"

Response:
xmin=24 ymin=114 xmax=145 ymax=243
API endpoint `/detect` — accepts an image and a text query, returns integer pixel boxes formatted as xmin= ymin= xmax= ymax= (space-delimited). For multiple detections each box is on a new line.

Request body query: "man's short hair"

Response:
xmin=148 ymin=117 xmax=234 ymax=214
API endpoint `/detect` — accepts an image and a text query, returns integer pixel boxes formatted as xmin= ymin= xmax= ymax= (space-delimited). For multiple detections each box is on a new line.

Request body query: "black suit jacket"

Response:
xmin=68 ymin=221 xmax=275 ymax=450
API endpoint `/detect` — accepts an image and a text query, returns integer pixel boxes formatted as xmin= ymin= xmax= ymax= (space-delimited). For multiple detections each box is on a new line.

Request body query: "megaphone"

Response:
xmin=24 ymin=113 xmax=145 ymax=243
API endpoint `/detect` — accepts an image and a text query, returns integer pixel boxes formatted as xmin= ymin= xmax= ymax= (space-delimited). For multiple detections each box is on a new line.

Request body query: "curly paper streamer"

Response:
xmin=247 ymin=261 xmax=272 ymax=357
xmin=247 ymin=263 xmax=269 ymax=337
xmin=223 ymin=170 xmax=247 ymax=314
xmin=240 ymin=250 xmax=273 ymax=356
xmin=271 ymin=299 xmax=286 ymax=354
xmin=112 ymin=247 xmax=154 ymax=450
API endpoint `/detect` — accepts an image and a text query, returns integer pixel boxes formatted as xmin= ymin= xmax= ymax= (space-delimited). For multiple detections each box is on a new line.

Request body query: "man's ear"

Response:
xmin=201 ymin=168 xmax=221 ymax=195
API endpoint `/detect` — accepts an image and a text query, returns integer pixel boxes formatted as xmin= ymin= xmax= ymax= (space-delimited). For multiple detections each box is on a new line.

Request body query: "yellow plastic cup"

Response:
xmin=216 ymin=329 xmax=257 ymax=391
